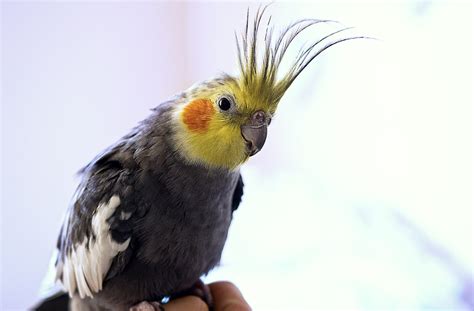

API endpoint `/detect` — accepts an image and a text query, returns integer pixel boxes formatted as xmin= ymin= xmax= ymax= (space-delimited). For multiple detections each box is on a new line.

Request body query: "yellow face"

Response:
xmin=171 ymin=5 xmax=363 ymax=170
xmin=174 ymin=79 xmax=274 ymax=170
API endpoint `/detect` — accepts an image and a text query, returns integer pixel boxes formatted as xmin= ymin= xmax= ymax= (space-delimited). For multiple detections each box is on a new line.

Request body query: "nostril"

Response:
xmin=253 ymin=111 xmax=266 ymax=125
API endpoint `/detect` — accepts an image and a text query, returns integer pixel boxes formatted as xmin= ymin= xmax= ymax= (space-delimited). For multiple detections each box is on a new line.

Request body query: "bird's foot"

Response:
xmin=171 ymin=279 xmax=213 ymax=310
xmin=129 ymin=301 xmax=164 ymax=311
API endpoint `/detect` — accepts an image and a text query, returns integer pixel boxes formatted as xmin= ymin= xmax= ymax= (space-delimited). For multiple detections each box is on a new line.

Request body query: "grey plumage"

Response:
xmin=34 ymin=6 xmax=364 ymax=310
xmin=50 ymin=99 xmax=243 ymax=310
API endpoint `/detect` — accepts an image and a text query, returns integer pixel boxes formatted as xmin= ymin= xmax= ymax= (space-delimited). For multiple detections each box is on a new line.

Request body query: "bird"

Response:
xmin=35 ymin=5 xmax=365 ymax=311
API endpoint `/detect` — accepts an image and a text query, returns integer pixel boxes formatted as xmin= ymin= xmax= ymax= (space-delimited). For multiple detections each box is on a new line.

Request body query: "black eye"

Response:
xmin=218 ymin=97 xmax=232 ymax=111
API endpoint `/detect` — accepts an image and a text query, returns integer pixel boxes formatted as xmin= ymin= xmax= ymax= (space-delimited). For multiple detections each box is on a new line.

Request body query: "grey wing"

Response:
xmin=55 ymin=147 xmax=140 ymax=299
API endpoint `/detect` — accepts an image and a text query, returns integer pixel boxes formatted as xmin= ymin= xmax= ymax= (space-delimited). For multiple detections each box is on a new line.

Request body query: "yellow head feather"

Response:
xmin=175 ymin=6 xmax=365 ymax=170
xmin=234 ymin=5 xmax=365 ymax=113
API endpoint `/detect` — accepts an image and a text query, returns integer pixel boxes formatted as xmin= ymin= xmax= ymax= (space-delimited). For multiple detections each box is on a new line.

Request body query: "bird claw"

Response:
xmin=170 ymin=279 xmax=213 ymax=310
xmin=129 ymin=301 xmax=164 ymax=311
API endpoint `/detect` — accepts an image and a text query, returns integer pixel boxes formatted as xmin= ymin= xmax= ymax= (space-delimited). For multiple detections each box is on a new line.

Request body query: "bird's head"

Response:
xmin=173 ymin=7 xmax=364 ymax=170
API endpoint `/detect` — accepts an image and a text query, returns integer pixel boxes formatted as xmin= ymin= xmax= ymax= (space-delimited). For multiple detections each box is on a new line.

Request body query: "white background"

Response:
xmin=1 ymin=1 xmax=472 ymax=310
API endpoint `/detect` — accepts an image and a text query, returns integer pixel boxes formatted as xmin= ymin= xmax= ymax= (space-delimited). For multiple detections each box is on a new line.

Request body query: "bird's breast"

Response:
xmin=127 ymin=167 xmax=238 ymax=297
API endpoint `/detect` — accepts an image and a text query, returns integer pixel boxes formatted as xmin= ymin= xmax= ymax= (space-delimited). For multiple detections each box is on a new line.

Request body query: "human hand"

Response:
xmin=164 ymin=281 xmax=251 ymax=311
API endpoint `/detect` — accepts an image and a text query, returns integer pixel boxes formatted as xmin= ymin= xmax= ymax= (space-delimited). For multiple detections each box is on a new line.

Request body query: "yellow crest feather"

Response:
xmin=235 ymin=5 xmax=367 ymax=111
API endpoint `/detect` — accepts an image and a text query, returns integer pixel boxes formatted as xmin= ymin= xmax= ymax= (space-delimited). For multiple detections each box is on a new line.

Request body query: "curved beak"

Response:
xmin=241 ymin=111 xmax=268 ymax=156
xmin=241 ymin=124 xmax=267 ymax=156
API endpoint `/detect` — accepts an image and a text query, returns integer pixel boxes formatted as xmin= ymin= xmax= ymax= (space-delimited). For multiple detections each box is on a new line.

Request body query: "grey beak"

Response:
xmin=241 ymin=110 xmax=268 ymax=156
xmin=241 ymin=124 xmax=267 ymax=156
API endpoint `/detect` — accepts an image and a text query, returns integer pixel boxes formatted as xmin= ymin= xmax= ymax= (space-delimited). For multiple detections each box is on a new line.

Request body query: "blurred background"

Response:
xmin=1 ymin=1 xmax=472 ymax=310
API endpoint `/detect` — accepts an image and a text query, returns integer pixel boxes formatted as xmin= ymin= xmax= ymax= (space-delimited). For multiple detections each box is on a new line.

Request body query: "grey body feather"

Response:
xmin=35 ymin=6 xmax=366 ymax=310
xmin=54 ymin=100 xmax=243 ymax=310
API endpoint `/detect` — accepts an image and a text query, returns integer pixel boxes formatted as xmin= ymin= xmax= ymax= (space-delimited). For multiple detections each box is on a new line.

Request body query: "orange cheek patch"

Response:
xmin=182 ymin=98 xmax=215 ymax=133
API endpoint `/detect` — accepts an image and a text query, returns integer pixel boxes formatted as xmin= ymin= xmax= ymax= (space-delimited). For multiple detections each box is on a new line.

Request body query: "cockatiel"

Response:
xmin=36 ymin=6 xmax=364 ymax=311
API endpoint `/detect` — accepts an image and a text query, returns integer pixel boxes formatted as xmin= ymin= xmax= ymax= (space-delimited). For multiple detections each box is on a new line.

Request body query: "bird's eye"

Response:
xmin=218 ymin=97 xmax=232 ymax=111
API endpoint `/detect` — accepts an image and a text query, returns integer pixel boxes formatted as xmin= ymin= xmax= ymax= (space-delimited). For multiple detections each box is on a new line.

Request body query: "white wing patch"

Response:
xmin=56 ymin=195 xmax=131 ymax=298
